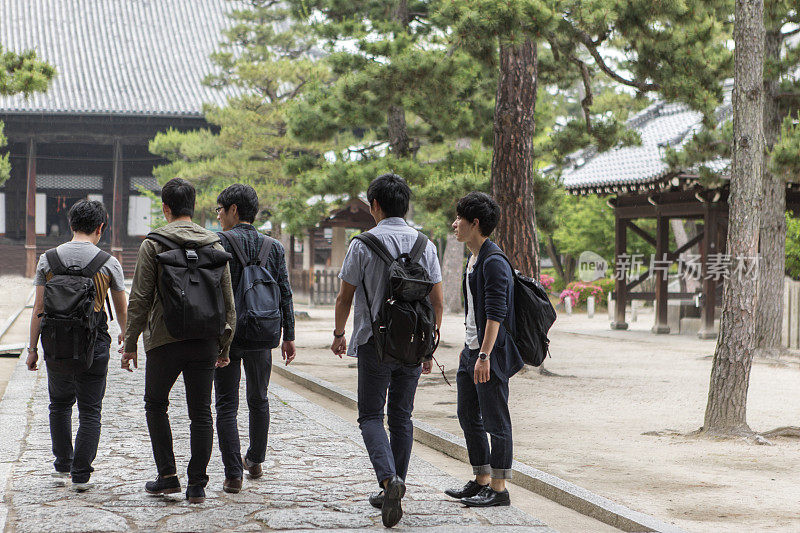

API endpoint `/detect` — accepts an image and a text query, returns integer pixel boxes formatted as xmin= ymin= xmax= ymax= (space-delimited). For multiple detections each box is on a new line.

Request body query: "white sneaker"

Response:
xmin=70 ymin=481 xmax=93 ymax=492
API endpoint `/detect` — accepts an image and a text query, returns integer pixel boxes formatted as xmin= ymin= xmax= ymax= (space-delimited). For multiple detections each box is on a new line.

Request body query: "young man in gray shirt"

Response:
xmin=27 ymin=200 xmax=128 ymax=492
xmin=331 ymin=173 xmax=443 ymax=528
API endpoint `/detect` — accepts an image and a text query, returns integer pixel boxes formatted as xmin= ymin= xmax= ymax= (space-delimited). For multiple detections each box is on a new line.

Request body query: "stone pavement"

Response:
xmin=1 ymin=332 xmax=553 ymax=531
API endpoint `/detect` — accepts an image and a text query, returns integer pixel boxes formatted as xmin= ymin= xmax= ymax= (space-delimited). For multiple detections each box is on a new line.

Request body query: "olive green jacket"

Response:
xmin=123 ymin=221 xmax=236 ymax=357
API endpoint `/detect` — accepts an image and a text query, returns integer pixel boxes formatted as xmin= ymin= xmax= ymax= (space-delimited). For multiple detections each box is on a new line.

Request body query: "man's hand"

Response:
xmin=216 ymin=356 xmax=229 ymax=368
xmin=121 ymin=351 xmax=138 ymax=372
xmin=281 ymin=341 xmax=296 ymax=366
xmin=117 ymin=333 xmax=124 ymax=346
xmin=422 ymin=360 xmax=432 ymax=374
xmin=26 ymin=349 xmax=38 ymax=371
xmin=331 ymin=336 xmax=346 ymax=358
xmin=474 ymin=358 xmax=490 ymax=384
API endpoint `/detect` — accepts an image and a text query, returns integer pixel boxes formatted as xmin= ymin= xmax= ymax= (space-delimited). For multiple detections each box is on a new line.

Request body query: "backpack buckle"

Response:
xmin=185 ymin=250 xmax=198 ymax=262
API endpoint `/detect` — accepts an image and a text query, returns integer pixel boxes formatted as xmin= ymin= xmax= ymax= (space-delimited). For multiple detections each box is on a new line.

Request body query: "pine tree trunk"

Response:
xmin=442 ymin=233 xmax=465 ymax=314
xmin=546 ymin=235 xmax=565 ymax=281
xmin=491 ymin=39 xmax=539 ymax=278
xmin=387 ymin=105 xmax=410 ymax=157
xmin=703 ymin=0 xmax=765 ymax=436
xmin=755 ymin=26 xmax=786 ymax=358
xmin=387 ymin=0 xmax=411 ymax=158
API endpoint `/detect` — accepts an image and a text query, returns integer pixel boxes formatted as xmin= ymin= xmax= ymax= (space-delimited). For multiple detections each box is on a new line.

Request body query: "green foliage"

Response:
xmin=770 ymin=116 xmax=800 ymax=179
xmin=0 ymin=46 xmax=55 ymax=184
xmin=149 ymin=0 xmax=331 ymax=227
xmin=785 ymin=211 xmax=800 ymax=280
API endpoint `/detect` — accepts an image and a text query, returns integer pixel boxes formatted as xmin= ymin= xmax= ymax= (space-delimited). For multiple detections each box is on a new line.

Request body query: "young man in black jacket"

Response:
xmin=445 ymin=192 xmax=523 ymax=507
xmin=214 ymin=183 xmax=296 ymax=494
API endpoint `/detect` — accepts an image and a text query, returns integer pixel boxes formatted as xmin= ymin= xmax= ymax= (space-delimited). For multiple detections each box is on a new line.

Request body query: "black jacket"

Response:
xmin=221 ymin=223 xmax=295 ymax=342
xmin=463 ymin=239 xmax=523 ymax=381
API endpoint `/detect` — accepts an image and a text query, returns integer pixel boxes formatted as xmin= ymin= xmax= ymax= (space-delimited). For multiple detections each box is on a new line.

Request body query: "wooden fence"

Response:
xmin=310 ymin=270 xmax=341 ymax=306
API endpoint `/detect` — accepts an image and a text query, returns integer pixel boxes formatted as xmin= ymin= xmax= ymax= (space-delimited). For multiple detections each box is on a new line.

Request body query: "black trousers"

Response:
xmin=46 ymin=335 xmax=110 ymax=484
xmin=144 ymin=339 xmax=217 ymax=487
xmin=456 ymin=347 xmax=513 ymax=479
xmin=214 ymin=345 xmax=272 ymax=479
xmin=357 ymin=340 xmax=422 ymax=486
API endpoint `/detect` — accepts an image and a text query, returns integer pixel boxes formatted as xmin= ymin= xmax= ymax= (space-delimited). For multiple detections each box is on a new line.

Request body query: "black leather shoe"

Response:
xmin=444 ymin=480 xmax=487 ymax=499
xmin=369 ymin=490 xmax=384 ymax=509
xmin=145 ymin=475 xmax=181 ymax=495
xmin=461 ymin=486 xmax=511 ymax=507
xmin=186 ymin=485 xmax=206 ymax=504
xmin=381 ymin=476 xmax=406 ymax=527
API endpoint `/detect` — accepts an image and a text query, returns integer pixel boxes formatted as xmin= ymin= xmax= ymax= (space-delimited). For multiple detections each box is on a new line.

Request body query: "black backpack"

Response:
xmin=147 ymin=233 xmax=232 ymax=341
xmin=40 ymin=248 xmax=110 ymax=370
xmin=488 ymin=252 xmax=557 ymax=367
xmin=354 ymin=231 xmax=439 ymax=367
xmin=219 ymin=231 xmax=282 ymax=349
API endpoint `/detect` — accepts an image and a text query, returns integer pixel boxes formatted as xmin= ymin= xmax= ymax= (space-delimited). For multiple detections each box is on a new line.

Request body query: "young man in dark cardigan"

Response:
xmin=445 ymin=192 xmax=523 ymax=507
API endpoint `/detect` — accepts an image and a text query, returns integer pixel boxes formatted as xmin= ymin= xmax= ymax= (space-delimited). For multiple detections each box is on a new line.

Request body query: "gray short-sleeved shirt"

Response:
xmin=34 ymin=241 xmax=125 ymax=311
xmin=339 ymin=217 xmax=442 ymax=357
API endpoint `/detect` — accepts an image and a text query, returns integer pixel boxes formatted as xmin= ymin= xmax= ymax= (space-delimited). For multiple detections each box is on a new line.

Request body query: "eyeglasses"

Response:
xmin=215 ymin=206 xmax=224 ymax=214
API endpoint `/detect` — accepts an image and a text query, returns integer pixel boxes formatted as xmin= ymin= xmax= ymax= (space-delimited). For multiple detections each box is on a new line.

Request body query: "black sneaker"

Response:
xmin=145 ymin=475 xmax=181 ymax=495
xmin=461 ymin=486 xmax=511 ymax=507
xmin=381 ymin=476 xmax=405 ymax=528
xmin=369 ymin=490 xmax=384 ymax=509
xmin=444 ymin=480 xmax=487 ymax=499
xmin=186 ymin=485 xmax=205 ymax=504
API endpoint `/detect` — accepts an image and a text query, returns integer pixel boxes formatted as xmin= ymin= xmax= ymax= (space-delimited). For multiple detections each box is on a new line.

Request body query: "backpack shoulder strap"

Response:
xmin=409 ymin=232 xmax=429 ymax=263
xmin=220 ymin=231 xmax=249 ymax=267
xmin=485 ymin=251 xmax=518 ymax=279
xmin=146 ymin=232 xmax=180 ymax=251
xmin=353 ymin=232 xmax=394 ymax=265
xmin=256 ymin=235 xmax=275 ymax=267
xmin=82 ymin=250 xmax=111 ymax=278
xmin=45 ymin=248 xmax=67 ymax=276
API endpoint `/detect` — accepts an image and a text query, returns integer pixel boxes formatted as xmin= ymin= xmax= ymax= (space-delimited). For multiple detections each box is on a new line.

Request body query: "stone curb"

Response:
xmin=0 ymin=354 xmax=40 ymax=532
xmin=273 ymin=364 xmax=687 ymax=533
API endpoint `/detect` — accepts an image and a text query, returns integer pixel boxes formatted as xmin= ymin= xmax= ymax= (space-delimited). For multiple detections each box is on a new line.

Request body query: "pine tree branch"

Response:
xmin=571 ymin=56 xmax=594 ymax=133
xmin=572 ymin=28 xmax=659 ymax=93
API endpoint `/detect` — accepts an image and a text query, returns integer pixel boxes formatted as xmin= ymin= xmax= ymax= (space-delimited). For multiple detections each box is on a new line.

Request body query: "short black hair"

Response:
xmin=456 ymin=192 xmax=500 ymax=237
xmin=367 ymin=173 xmax=411 ymax=218
xmin=217 ymin=184 xmax=259 ymax=223
xmin=161 ymin=178 xmax=195 ymax=218
xmin=68 ymin=200 xmax=108 ymax=235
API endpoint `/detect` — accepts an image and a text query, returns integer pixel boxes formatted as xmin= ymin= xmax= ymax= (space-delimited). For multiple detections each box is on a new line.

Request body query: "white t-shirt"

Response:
xmin=465 ymin=254 xmax=479 ymax=349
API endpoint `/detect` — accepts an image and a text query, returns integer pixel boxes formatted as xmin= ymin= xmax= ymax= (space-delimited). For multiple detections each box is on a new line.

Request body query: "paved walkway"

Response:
xmin=0 ymin=327 xmax=551 ymax=532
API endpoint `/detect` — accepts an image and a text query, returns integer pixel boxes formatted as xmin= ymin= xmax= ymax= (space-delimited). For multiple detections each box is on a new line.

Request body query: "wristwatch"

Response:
xmin=333 ymin=330 xmax=345 ymax=339
xmin=479 ymin=351 xmax=489 ymax=361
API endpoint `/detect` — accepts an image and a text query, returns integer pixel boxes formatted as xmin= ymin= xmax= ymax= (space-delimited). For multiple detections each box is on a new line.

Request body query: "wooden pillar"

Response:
xmin=24 ymin=138 xmax=37 ymax=278
xmin=330 ymin=226 xmax=347 ymax=270
xmin=611 ymin=213 xmax=628 ymax=330
xmin=652 ymin=216 xmax=671 ymax=334
xmin=699 ymin=207 xmax=719 ymax=339
xmin=111 ymin=139 xmax=124 ymax=262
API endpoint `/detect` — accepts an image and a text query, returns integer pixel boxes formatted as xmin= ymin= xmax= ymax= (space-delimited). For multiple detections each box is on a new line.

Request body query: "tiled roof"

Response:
xmin=0 ymin=0 xmax=239 ymax=116
xmin=557 ymin=94 xmax=733 ymax=193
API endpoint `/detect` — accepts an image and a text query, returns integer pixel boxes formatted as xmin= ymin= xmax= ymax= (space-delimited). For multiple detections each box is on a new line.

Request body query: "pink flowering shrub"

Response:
xmin=559 ymin=288 xmax=579 ymax=306
xmin=539 ymin=274 xmax=554 ymax=290
xmin=560 ymin=281 xmax=605 ymax=306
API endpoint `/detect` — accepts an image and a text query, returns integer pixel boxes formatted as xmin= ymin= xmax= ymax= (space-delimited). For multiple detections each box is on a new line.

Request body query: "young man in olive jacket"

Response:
xmin=122 ymin=178 xmax=236 ymax=504
xmin=444 ymin=192 xmax=522 ymax=507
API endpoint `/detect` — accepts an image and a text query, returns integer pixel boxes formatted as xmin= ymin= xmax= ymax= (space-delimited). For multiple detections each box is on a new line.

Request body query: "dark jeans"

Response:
xmin=144 ymin=339 xmax=217 ymax=487
xmin=456 ymin=347 xmax=513 ymax=479
xmin=357 ymin=340 xmax=422 ymax=486
xmin=214 ymin=345 xmax=272 ymax=479
xmin=46 ymin=336 xmax=110 ymax=484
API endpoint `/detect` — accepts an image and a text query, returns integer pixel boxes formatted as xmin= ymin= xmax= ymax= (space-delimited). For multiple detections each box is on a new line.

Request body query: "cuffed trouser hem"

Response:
xmin=472 ymin=464 xmax=491 ymax=475
xmin=491 ymin=468 xmax=513 ymax=480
